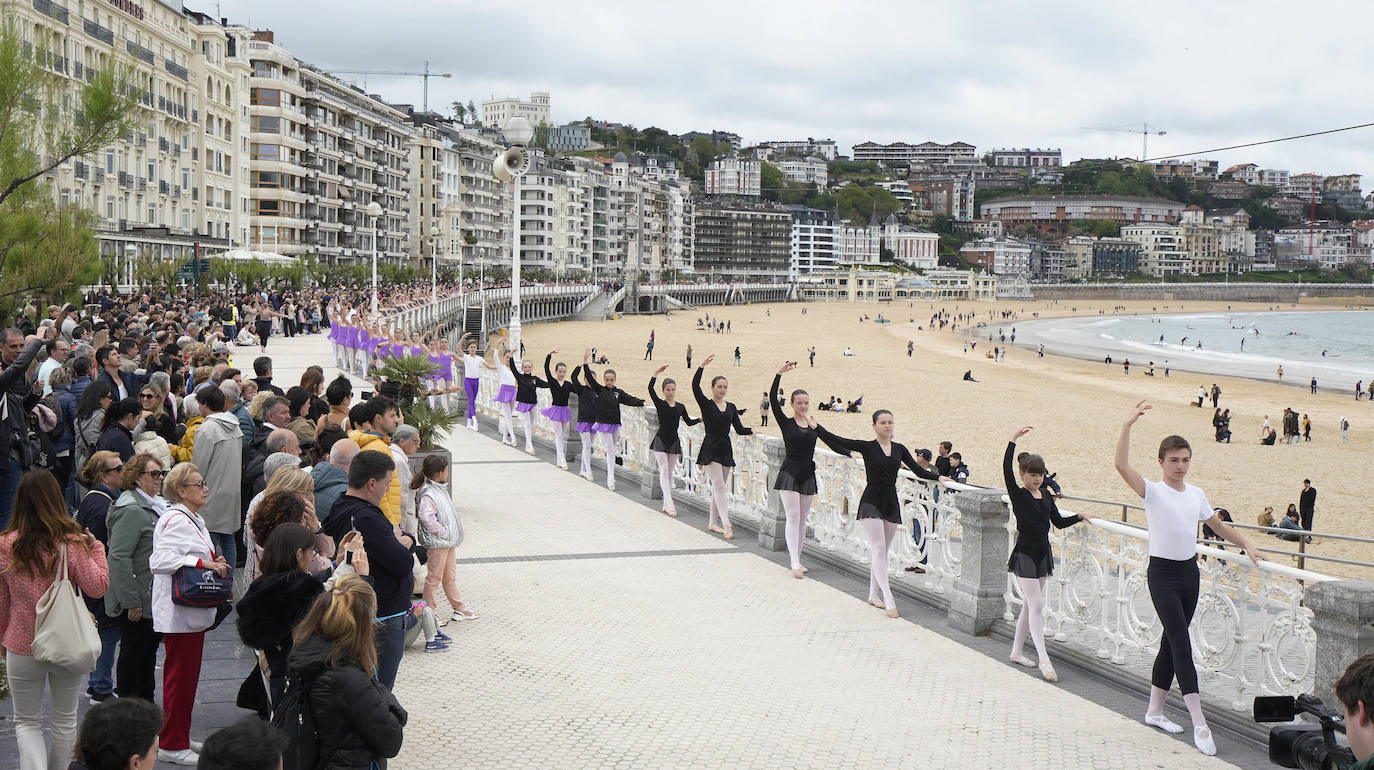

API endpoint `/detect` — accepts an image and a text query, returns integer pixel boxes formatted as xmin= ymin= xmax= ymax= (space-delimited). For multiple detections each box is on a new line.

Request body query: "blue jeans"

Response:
xmin=374 ymin=615 xmax=405 ymax=691
xmin=210 ymin=531 xmax=237 ymax=576
xmin=87 ymin=625 xmax=121 ymax=695
xmin=0 ymin=457 xmax=22 ymax=531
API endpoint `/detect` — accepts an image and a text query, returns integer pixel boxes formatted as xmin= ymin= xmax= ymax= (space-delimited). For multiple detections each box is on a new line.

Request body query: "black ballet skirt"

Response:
xmin=651 ymin=434 xmax=682 ymax=455
xmin=1008 ymin=539 xmax=1055 ymax=578
xmin=696 ymin=433 xmax=737 ymax=467
xmin=773 ymin=460 xmax=818 ymax=495
xmin=856 ymin=487 xmax=903 ymax=524
xmin=691 ymin=369 xmax=751 ymax=468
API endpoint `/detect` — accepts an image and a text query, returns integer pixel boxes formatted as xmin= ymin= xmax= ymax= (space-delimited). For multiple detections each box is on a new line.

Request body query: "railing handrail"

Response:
xmin=1059 ymin=493 xmax=1374 ymax=547
xmin=1081 ymin=516 xmax=1336 ymax=583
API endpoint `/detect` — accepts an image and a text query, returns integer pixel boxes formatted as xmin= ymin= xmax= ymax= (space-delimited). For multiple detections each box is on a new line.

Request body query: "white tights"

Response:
xmin=578 ymin=431 xmax=594 ymax=475
xmin=498 ymin=402 xmax=515 ymax=442
xmin=551 ymin=420 xmax=569 ymax=466
xmin=704 ymin=462 xmax=732 ymax=531
xmin=654 ymin=452 xmax=678 ymax=510
xmin=599 ymin=429 xmax=618 ymax=486
xmin=1012 ymin=576 xmax=1049 ymax=663
xmin=1148 ymin=688 xmax=1209 ymax=728
xmin=518 ymin=410 xmax=534 ymax=451
xmin=860 ymin=518 xmax=899 ymax=609
xmin=779 ymin=491 xmax=813 ymax=570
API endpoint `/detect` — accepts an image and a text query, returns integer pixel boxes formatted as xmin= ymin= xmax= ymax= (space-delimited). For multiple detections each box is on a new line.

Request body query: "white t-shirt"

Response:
xmin=498 ymin=362 xmax=516 ymax=387
xmin=462 ymin=354 xmax=483 ymax=379
xmin=1142 ymin=480 xmax=1212 ymax=560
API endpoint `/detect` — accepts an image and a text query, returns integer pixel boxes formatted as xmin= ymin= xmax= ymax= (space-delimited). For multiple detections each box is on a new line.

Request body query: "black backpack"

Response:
xmin=271 ymin=673 xmax=324 ymax=770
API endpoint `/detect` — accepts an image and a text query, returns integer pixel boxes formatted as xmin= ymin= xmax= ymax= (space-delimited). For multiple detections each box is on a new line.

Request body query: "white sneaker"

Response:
xmin=189 ymin=740 xmax=204 ymax=752
xmin=1193 ymin=726 xmax=1216 ymax=756
xmin=451 ymin=609 xmax=477 ymax=622
xmin=158 ymin=748 xmax=200 ymax=765
xmin=1144 ymin=713 xmax=1184 ymax=734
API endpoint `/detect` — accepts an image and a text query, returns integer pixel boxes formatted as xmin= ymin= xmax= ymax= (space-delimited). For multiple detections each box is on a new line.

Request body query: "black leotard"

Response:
xmin=815 ymin=426 xmax=938 ymax=523
xmin=542 ymin=354 xmax=573 ymax=407
xmin=1004 ymin=441 xmax=1081 ymax=578
xmin=508 ymin=357 xmax=539 ymax=405
xmin=692 ymin=368 xmax=752 ymax=467
xmin=648 ymin=377 xmax=700 ymax=454
xmin=570 ymin=366 xmax=599 ymax=426
xmin=583 ymin=365 xmax=644 ymax=427
xmin=770 ymin=373 xmax=818 ymax=494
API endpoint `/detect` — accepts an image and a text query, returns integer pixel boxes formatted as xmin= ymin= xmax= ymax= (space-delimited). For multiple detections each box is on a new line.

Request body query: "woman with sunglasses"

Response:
xmin=75 ymin=451 xmax=127 ymax=705
xmin=105 ymin=453 xmax=167 ymax=703
xmin=150 ymin=462 xmax=225 ymax=765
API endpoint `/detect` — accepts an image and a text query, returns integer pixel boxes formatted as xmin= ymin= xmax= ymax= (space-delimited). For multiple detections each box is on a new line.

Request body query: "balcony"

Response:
xmin=125 ymin=40 xmax=155 ymax=66
xmin=34 ymin=0 xmax=70 ymax=24
xmin=83 ymin=18 xmax=114 ymax=46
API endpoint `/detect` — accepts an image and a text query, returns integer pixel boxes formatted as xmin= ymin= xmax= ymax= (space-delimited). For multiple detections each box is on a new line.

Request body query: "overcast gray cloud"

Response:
xmin=217 ymin=0 xmax=1374 ymax=180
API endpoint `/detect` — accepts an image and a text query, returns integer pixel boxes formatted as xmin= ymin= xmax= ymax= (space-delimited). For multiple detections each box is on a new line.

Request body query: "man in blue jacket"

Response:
xmin=320 ymin=449 xmax=414 ymax=690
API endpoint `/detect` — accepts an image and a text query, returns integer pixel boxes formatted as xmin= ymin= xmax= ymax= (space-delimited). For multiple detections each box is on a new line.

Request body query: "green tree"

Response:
xmin=467 ymin=100 xmax=480 ymax=126
xmin=451 ymin=101 xmax=466 ymax=122
xmin=533 ymin=122 xmax=551 ymax=151
xmin=760 ymin=162 xmax=784 ymax=202
xmin=0 ymin=21 xmax=142 ymax=306
xmin=834 ymin=186 xmax=901 ymax=226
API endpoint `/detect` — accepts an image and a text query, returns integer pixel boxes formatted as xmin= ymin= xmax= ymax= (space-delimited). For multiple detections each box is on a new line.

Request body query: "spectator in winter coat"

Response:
xmin=312 ymin=438 xmax=359 ymax=523
xmin=94 ymin=397 xmax=142 ymax=462
xmin=0 ymin=328 xmax=47 ymax=528
xmin=190 ymin=385 xmax=244 ymax=570
xmin=74 ymin=451 xmax=126 ymax=705
xmin=285 ymin=574 xmax=406 ymax=768
xmin=104 ymin=453 xmax=165 ymax=703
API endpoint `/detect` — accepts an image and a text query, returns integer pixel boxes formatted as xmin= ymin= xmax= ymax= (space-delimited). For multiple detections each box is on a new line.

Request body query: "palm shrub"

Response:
xmin=371 ymin=353 xmax=462 ymax=450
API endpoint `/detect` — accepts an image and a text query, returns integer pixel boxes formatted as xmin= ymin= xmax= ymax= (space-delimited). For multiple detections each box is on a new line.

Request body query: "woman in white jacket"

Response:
xmin=150 ymin=462 xmax=227 ymax=766
xmin=412 ymin=455 xmax=476 ymax=624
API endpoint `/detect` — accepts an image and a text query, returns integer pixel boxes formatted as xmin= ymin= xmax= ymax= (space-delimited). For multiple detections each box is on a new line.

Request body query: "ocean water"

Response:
xmin=1011 ymin=310 xmax=1374 ymax=391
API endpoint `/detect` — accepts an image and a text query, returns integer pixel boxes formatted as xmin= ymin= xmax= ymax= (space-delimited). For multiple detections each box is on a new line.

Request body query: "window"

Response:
xmin=106 ymin=151 xmax=114 ymax=174
xmin=252 ymin=115 xmax=280 ymax=134
xmin=252 ymin=171 xmax=281 ymax=188
xmin=251 ymin=143 xmax=280 ymax=161
xmin=250 ymin=88 xmax=279 ymax=106
xmin=255 ymin=200 xmax=280 ymax=216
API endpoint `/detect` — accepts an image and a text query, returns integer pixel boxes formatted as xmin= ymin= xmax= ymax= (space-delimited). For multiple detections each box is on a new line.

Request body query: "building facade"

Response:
xmin=851 ymin=141 xmax=977 ymax=167
xmin=691 ymin=199 xmax=791 ymax=282
xmin=783 ymin=205 xmax=838 ymax=278
xmin=989 ymin=148 xmax=1062 ymax=168
xmin=773 ymin=156 xmax=828 ymax=187
xmin=959 ymin=236 xmax=1031 ymax=275
xmin=1122 ymin=223 xmax=1188 ymax=276
xmin=759 ymin=138 xmax=838 ymax=161
xmin=979 ymin=195 xmax=1186 ymax=234
xmin=481 ymin=91 xmax=550 ymax=129
xmin=704 ymin=158 xmax=760 ymax=196
xmin=548 ymin=123 xmax=591 ymax=152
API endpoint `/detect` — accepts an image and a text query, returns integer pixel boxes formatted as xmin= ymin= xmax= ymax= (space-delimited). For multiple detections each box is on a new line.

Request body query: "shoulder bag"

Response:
xmin=168 ymin=511 xmax=232 ymax=607
xmin=32 ymin=543 xmax=102 ymax=673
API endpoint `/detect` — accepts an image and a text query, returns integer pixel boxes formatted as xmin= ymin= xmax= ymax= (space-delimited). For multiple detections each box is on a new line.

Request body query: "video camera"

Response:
xmin=1254 ymin=693 xmax=1357 ymax=770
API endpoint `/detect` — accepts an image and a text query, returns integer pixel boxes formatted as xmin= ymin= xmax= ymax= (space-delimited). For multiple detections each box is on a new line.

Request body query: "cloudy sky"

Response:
xmin=220 ymin=0 xmax=1374 ymax=179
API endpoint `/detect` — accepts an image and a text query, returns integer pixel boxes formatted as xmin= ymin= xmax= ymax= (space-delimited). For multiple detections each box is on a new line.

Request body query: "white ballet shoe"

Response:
xmin=1144 ymin=713 xmax=1184 ymax=734
xmin=1009 ymin=653 xmax=1036 ymax=668
xmin=1193 ymin=726 xmax=1216 ymax=756
xmin=1038 ymin=662 xmax=1058 ymax=682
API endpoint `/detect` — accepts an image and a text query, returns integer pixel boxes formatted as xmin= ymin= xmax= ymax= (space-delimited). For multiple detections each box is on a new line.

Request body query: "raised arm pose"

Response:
xmin=1004 ymin=426 xmax=1092 ymax=682
xmin=459 ymin=332 xmax=496 ymax=431
xmin=494 ymin=345 xmax=519 ymax=445
xmin=569 ymin=357 xmax=600 ymax=480
xmin=538 ymin=351 xmax=576 ymax=470
xmin=816 ymin=410 xmax=946 ymax=618
xmin=692 ymin=356 xmax=753 ymax=539
xmin=772 ymin=362 xmax=819 ymax=578
xmin=508 ymin=352 xmax=541 ymax=454
xmin=582 ymin=352 xmax=645 ymax=491
xmin=1115 ymin=400 xmax=1264 ymax=756
xmin=648 ymin=365 xmax=700 ymax=517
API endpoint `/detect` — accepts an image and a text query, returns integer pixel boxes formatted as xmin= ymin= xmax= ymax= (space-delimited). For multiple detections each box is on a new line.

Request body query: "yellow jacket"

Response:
xmin=173 ymin=414 xmax=203 ymax=464
xmin=349 ymin=429 xmax=401 ymax=524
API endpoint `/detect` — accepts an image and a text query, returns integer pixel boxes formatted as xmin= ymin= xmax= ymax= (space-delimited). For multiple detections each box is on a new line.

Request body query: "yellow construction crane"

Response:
xmin=328 ymin=61 xmax=452 ymax=113
xmin=1083 ymin=122 xmax=1168 ymax=162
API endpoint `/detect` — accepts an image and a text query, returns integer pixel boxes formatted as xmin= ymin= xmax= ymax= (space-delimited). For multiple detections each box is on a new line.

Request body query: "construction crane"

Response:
xmin=1083 ymin=122 xmax=1168 ymax=162
xmin=327 ymin=61 xmax=451 ymax=113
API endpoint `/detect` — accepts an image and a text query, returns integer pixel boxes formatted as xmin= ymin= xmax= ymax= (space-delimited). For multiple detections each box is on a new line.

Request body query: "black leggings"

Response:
xmin=255 ymin=320 xmax=271 ymax=349
xmin=1147 ymin=555 xmax=1200 ymax=694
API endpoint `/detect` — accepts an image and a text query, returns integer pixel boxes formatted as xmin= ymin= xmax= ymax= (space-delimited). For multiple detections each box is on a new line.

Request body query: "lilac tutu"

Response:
xmin=590 ymin=422 xmax=620 ymax=433
xmin=515 ymin=402 xmax=535 ymax=413
xmin=494 ymin=384 xmax=517 ymax=403
xmin=542 ymin=405 xmax=573 ymax=422
xmin=575 ymin=421 xmax=595 ymax=433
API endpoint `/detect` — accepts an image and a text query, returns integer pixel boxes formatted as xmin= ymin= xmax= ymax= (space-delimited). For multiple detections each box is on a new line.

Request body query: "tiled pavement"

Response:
xmin=1 ymin=330 xmax=1271 ymax=768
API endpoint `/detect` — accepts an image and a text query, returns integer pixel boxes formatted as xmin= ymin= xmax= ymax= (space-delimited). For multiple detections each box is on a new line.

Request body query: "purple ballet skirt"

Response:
xmin=438 ymin=353 xmax=454 ymax=381
xmin=575 ymin=421 xmax=595 ymax=433
xmin=590 ymin=422 xmax=620 ymax=433
xmin=515 ymin=402 xmax=535 ymax=413
xmin=494 ymin=384 xmax=517 ymax=403
xmin=541 ymin=405 xmax=572 ymax=422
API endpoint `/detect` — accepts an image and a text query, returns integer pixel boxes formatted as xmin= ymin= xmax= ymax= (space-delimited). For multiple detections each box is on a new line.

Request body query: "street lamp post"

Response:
xmin=365 ymin=200 xmax=383 ymax=315
xmin=495 ymin=116 xmax=533 ymax=354
xmin=429 ymin=234 xmax=440 ymax=306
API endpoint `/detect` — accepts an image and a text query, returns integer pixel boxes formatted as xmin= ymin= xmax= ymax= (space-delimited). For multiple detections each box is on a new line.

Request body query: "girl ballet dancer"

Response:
xmin=580 ymin=350 xmax=645 ymax=492
xmin=430 ymin=335 xmax=456 ymax=409
xmin=459 ymin=332 xmax=495 ymax=432
xmin=816 ymin=410 xmax=946 ymax=618
xmin=648 ymin=365 xmax=700 ymax=516
xmin=494 ymin=345 xmax=519 ymax=445
xmin=771 ymin=361 xmax=819 ymax=578
xmin=1115 ymin=400 xmax=1264 ymax=756
xmin=539 ymin=351 xmax=575 ymax=470
xmin=692 ymin=356 xmax=752 ymax=539
xmin=507 ymin=353 xmax=541 ymax=454
xmin=569 ymin=361 xmax=601 ymax=481
xmin=1004 ymin=426 xmax=1093 ymax=682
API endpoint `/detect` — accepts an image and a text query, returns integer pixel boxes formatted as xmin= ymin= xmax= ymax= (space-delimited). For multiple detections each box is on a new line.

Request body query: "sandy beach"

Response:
xmin=511 ymin=295 xmax=1373 ymax=577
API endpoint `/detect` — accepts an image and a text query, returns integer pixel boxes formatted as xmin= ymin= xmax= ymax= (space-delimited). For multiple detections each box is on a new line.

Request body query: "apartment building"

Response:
xmin=691 ymin=199 xmax=791 ymax=282
xmin=1277 ymin=222 xmax=1356 ymax=270
xmin=1062 ymin=236 xmax=1095 ymax=279
xmin=1260 ymin=168 xmax=1290 ymax=189
xmin=548 ymin=123 xmax=590 ymax=152
xmin=25 ymin=0 xmax=244 ymax=280
xmin=979 ymin=195 xmax=1186 ymax=235
xmin=959 ymin=236 xmax=1032 ymax=275
xmin=989 ymin=148 xmax=1062 ymax=168
xmin=783 ymin=205 xmax=837 ymax=278
xmin=1223 ymin=163 xmax=1260 ymax=185
xmin=704 ymin=158 xmax=760 ymax=196
xmin=481 ymin=91 xmax=550 ymax=130
xmin=1122 ymin=223 xmax=1189 ymax=276
xmin=1283 ymin=173 xmax=1323 ymax=202
xmin=773 ymin=156 xmax=828 ymax=187
xmin=1321 ymin=174 xmax=1364 ymax=211
xmin=851 ymin=140 xmax=977 ymax=167
xmin=759 ymin=138 xmax=838 ymax=161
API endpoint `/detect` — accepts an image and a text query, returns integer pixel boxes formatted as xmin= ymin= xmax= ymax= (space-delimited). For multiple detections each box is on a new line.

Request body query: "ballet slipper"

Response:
xmin=792 ymin=568 xmax=804 ymax=579
xmin=1009 ymin=653 xmax=1036 ymax=668
xmin=708 ymin=525 xmax=725 ymax=534
xmin=1039 ymin=663 xmax=1059 ymax=682
xmin=722 ymin=528 xmax=734 ymax=540
xmin=886 ymin=607 xmax=900 ymax=619
xmin=800 ymin=566 xmax=809 ymax=574
xmin=867 ymin=598 xmax=884 ymax=609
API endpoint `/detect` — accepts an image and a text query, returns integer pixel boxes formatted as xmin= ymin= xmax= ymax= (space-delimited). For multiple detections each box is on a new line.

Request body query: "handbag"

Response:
xmin=31 ymin=543 xmax=102 ymax=673
xmin=168 ymin=511 xmax=232 ymax=607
